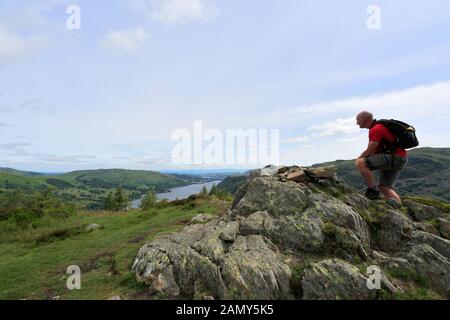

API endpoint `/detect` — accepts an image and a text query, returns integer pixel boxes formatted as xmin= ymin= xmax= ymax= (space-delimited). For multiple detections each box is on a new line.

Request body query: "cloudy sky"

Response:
xmin=1 ymin=0 xmax=450 ymax=172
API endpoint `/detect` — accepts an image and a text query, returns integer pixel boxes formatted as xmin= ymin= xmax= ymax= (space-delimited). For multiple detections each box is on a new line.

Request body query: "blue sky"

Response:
xmin=1 ymin=0 xmax=450 ymax=172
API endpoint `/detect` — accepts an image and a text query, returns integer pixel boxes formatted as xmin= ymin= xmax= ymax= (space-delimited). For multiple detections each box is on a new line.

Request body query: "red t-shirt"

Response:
xmin=369 ymin=123 xmax=407 ymax=157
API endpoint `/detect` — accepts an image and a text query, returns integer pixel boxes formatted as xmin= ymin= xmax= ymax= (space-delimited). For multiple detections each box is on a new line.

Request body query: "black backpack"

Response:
xmin=375 ymin=119 xmax=419 ymax=150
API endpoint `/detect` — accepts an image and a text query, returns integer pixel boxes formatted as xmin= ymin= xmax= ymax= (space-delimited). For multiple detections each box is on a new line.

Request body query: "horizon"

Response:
xmin=1 ymin=145 xmax=448 ymax=174
xmin=1 ymin=1 xmax=450 ymax=171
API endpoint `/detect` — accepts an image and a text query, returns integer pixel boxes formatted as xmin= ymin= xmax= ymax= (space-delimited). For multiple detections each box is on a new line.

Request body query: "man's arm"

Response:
xmin=358 ymin=141 xmax=379 ymax=159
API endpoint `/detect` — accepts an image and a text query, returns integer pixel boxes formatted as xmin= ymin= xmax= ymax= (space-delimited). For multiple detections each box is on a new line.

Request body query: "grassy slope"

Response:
xmin=0 ymin=172 xmax=47 ymax=189
xmin=57 ymin=169 xmax=191 ymax=190
xmin=0 ymin=169 xmax=194 ymax=192
xmin=0 ymin=198 xmax=229 ymax=300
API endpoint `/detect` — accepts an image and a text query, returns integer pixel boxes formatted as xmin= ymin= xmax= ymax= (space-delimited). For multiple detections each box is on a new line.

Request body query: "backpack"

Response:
xmin=375 ymin=119 xmax=419 ymax=150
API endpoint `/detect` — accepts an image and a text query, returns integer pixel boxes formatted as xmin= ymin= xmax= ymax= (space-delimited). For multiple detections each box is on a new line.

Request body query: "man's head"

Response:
xmin=356 ymin=111 xmax=374 ymax=129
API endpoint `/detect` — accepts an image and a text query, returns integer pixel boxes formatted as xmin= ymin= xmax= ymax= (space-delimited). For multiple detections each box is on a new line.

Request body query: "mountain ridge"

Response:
xmin=217 ymin=147 xmax=450 ymax=201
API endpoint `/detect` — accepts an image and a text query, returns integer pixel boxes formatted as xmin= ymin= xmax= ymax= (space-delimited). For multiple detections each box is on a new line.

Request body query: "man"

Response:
xmin=355 ymin=111 xmax=408 ymax=208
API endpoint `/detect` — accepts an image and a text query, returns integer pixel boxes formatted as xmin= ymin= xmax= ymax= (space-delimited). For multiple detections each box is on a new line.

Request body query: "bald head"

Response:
xmin=356 ymin=111 xmax=374 ymax=129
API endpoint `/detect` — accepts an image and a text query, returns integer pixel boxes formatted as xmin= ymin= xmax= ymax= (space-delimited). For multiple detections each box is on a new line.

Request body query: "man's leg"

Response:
xmin=379 ymin=186 xmax=402 ymax=204
xmin=379 ymin=168 xmax=403 ymax=206
xmin=355 ymin=158 xmax=376 ymax=189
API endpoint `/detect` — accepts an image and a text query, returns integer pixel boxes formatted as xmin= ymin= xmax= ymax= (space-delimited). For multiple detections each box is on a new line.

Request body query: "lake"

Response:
xmin=129 ymin=180 xmax=223 ymax=209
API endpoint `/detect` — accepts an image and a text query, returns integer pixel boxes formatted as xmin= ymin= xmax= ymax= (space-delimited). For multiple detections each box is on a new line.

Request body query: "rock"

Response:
xmin=85 ymin=223 xmax=102 ymax=232
xmin=52 ymin=296 xmax=61 ymax=300
xmin=133 ymin=164 xmax=450 ymax=300
xmin=132 ymin=220 xmax=292 ymax=299
xmin=191 ymin=213 xmax=215 ymax=224
xmin=306 ymin=193 xmax=371 ymax=254
xmin=191 ymin=222 xmax=231 ymax=264
xmin=301 ymin=259 xmax=375 ymax=300
xmin=437 ymin=218 xmax=450 ymax=239
xmin=371 ymin=250 xmax=409 ymax=266
xmin=413 ymin=222 xmax=440 ymax=236
xmin=238 ymin=211 xmax=272 ymax=236
xmin=264 ymin=212 xmax=325 ymax=253
xmin=372 ymin=210 xmax=413 ymax=253
xmin=219 ymin=221 xmax=239 ymax=242
xmin=276 ymin=166 xmax=290 ymax=174
xmin=107 ymin=295 xmax=121 ymax=300
xmin=411 ymin=230 xmax=450 ymax=259
xmin=220 ymin=236 xmax=292 ymax=299
xmin=286 ymin=170 xmax=307 ymax=183
xmin=133 ymin=238 xmax=226 ymax=298
xmin=203 ymin=296 xmax=215 ymax=300
xmin=304 ymin=166 xmax=337 ymax=180
xmin=403 ymin=200 xmax=445 ymax=221
xmin=380 ymin=273 xmax=401 ymax=294
xmin=342 ymin=193 xmax=370 ymax=213
xmin=259 ymin=165 xmax=282 ymax=177
xmin=377 ymin=244 xmax=450 ymax=296
xmin=232 ymin=176 xmax=311 ymax=218
xmin=402 ymin=244 xmax=450 ymax=295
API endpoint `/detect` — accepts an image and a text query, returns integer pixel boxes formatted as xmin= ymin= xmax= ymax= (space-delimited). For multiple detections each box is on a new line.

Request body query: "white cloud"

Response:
xmin=307 ymin=118 xmax=359 ymax=137
xmin=130 ymin=0 xmax=218 ymax=26
xmin=281 ymin=118 xmax=359 ymax=145
xmin=281 ymin=135 xmax=310 ymax=144
xmin=284 ymin=80 xmax=450 ymax=121
xmin=100 ymin=28 xmax=148 ymax=53
xmin=0 ymin=26 xmax=47 ymax=61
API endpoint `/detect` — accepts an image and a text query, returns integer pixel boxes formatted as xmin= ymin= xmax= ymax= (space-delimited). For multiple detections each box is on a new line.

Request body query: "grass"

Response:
xmin=403 ymin=195 xmax=450 ymax=214
xmin=384 ymin=266 xmax=430 ymax=289
xmin=0 ymin=198 xmax=229 ymax=300
xmin=389 ymin=288 xmax=442 ymax=300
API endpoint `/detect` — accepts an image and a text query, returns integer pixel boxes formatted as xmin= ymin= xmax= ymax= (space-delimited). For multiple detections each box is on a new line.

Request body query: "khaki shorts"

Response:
xmin=364 ymin=154 xmax=408 ymax=189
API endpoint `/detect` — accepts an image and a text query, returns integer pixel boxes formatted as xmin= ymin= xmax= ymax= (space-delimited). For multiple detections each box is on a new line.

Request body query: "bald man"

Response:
xmin=355 ymin=111 xmax=408 ymax=208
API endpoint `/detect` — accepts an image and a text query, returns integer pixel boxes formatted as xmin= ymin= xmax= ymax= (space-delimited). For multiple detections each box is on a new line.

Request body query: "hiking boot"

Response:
xmin=386 ymin=198 xmax=402 ymax=209
xmin=365 ymin=188 xmax=380 ymax=200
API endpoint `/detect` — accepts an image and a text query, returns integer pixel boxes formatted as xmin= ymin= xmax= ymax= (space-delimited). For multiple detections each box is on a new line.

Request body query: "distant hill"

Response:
xmin=0 ymin=168 xmax=204 ymax=209
xmin=217 ymin=147 xmax=450 ymax=201
xmin=0 ymin=167 xmax=45 ymax=177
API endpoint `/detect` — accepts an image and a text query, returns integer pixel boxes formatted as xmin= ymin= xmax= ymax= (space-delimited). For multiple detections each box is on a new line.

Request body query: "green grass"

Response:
xmin=403 ymin=195 xmax=450 ymax=214
xmin=0 ymin=198 xmax=229 ymax=300
xmin=384 ymin=266 xmax=430 ymax=288
xmin=389 ymin=288 xmax=442 ymax=300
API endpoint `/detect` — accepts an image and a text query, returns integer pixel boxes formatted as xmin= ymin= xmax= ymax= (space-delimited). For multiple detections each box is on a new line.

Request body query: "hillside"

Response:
xmin=0 ymin=168 xmax=203 ymax=209
xmin=217 ymin=147 xmax=450 ymax=201
xmin=0 ymin=197 xmax=229 ymax=300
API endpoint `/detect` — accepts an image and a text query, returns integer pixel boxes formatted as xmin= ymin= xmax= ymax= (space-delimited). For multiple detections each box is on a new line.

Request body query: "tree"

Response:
xmin=209 ymin=184 xmax=217 ymax=197
xmin=140 ymin=191 xmax=157 ymax=210
xmin=107 ymin=187 xmax=128 ymax=211
xmin=200 ymin=186 xmax=208 ymax=198
xmin=104 ymin=192 xmax=114 ymax=210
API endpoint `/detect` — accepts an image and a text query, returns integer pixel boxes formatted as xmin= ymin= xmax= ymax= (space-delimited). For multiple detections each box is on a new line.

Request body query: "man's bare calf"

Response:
xmin=379 ymin=186 xmax=402 ymax=204
xmin=355 ymin=158 xmax=376 ymax=189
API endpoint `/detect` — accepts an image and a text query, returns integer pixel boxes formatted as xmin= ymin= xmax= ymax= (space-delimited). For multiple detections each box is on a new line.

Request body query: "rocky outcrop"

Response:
xmin=301 ymin=259 xmax=375 ymax=300
xmin=133 ymin=165 xmax=450 ymax=300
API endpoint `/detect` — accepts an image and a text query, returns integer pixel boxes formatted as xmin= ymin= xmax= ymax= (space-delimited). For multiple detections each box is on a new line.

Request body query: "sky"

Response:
xmin=1 ymin=0 xmax=450 ymax=172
